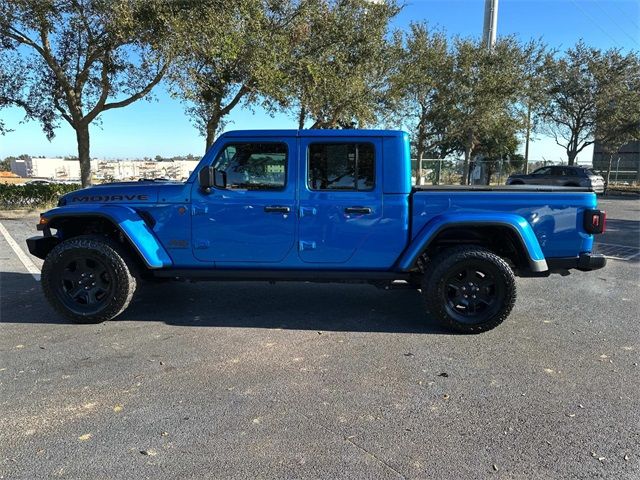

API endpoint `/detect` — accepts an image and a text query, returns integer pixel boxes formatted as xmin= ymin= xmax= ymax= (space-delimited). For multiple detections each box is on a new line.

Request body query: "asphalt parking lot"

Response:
xmin=1 ymin=197 xmax=638 ymax=480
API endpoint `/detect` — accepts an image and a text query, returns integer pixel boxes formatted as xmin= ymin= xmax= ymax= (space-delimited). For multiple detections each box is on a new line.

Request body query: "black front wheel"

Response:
xmin=422 ymin=246 xmax=516 ymax=333
xmin=41 ymin=236 xmax=137 ymax=324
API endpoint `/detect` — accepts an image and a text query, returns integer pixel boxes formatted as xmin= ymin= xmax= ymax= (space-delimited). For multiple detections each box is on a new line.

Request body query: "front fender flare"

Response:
xmin=42 ymin=205 xmax=172 ymax=269
xmin=396 ymin=212 xmax=547 ymax=272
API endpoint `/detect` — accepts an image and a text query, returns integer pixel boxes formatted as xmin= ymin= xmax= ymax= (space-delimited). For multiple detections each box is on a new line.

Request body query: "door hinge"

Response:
xmin=192 ymin=205 xmax=208 ymax=216
xmin=299 ymin=240 xmax=316 ymax=251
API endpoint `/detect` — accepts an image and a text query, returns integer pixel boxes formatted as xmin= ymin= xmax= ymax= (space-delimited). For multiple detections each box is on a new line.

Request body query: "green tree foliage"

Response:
xmin=445 ymin=37 xmax=527 ymax=185
xmin=387 ymin=23 xmax=456 ymax=184
xmin=284 ymin=0 xmax=400 ymax=129
xmin=0 ymin=49 xmax=36 ymax=135
xmin=164 ymin=0 xmax=294 ymax=152
xmin=518 ymin=40 xmax=553 ymax=173
xmin=541 ymin=42 xmax=640 ymax=166
xmin=592 ymin=50 xmax=640 ymax=187
xmin=474 ymin=114 xmax=523 ymax=184
xmin=0 ymin=0 xmax=170 ymax=186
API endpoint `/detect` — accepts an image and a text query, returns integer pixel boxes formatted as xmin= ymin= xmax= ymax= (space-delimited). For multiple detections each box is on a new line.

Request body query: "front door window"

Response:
xmin=212 ymin=143 xmax=287 ymax=190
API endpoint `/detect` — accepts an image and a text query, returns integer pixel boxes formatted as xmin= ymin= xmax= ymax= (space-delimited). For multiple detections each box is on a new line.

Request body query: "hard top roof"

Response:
xmin=219 ymin=129 xmax=408 ymax=138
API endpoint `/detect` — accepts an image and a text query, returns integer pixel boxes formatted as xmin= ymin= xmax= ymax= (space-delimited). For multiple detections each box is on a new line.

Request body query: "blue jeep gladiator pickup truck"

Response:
xmin=27 ymin=129 xmax=606 ymax=333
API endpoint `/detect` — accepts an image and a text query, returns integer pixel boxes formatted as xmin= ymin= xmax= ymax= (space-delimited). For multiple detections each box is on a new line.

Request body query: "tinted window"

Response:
xmin=308 ymin=143 xmax=375 ymax=191
xmin=212 ymin=143 xmax=287 ymax=190
xmin=550 ymin=167 xmax=563 ymax=176
xmin=564 ymin=168 xmax=578 ymax=176
xmin=532 ymin=167 xmax=551 ymax=175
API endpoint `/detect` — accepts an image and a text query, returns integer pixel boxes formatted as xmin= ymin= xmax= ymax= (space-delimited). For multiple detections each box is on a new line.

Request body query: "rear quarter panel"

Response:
xmin=411 ymin=191 xmax=598 ymax=258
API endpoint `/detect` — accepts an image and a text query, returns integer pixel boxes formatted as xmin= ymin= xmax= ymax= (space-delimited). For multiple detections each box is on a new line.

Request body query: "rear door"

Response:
xmin=191 ymin=138 xmax=297 ymax=263
xmin=297 ymin=137 xmax=383 ymax=264
xmin=549 ymin=166 xmax=566 ymax=186
xmin=530 ymin=166 xmax=553 ymax=185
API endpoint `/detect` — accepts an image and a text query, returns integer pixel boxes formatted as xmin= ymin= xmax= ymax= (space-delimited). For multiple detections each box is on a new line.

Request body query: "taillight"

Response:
xmin=584 ymin=209 xmax=606 ymax=234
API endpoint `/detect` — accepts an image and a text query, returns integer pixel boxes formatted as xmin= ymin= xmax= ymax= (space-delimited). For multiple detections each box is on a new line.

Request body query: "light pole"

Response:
xmin=482 ymin=0 xmax=499 ymax=50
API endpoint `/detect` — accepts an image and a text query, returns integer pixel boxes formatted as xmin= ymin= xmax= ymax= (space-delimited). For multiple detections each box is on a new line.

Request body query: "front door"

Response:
xmin=298 ymin=137 xmax=383 ymax=265
xmin=191 ymin=138 xmax=297 ymax=264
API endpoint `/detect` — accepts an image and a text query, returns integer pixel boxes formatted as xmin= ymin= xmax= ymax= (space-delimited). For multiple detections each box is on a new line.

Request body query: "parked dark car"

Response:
xmin=506 ymin=166 xmax=605 ymax=193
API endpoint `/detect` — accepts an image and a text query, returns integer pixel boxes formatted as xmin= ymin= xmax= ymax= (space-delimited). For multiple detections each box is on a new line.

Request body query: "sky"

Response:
xmin=1 ymin=0 xmax=639 ymax=164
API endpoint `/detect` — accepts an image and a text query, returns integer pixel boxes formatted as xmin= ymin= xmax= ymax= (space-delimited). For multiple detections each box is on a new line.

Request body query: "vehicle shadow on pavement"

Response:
xmin=0 ymin=272 xmax=69 ymax=324
xmin=126 ymin=281 xmax=448 ymax=334
xmin=0 ymin=272 xmax=449 ymax=334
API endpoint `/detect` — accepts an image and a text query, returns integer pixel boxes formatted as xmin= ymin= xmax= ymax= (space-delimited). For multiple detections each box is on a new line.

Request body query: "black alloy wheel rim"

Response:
xmin=55 ymin=255 xmax=114 ymax=314
xmin=442 ymin=262 xmax=504 ymax=324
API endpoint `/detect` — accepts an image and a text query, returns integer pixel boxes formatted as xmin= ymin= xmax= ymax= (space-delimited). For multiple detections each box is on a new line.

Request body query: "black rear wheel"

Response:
xmin=42 ymin=236 xmax=137 ymax=323
xmin=422 ymin=246 xmax=516 ymax=333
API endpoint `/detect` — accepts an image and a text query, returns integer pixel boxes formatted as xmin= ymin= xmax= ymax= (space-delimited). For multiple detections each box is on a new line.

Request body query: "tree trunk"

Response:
xmin=416 ymin=127 xmax=425 ymax=186
xmin=567 ymin=150 xmax=577 ymax=166
xmin=523 ymin=103 xmax=531 ymax=174
xmin=205 ymin=115 xmax=220 ymax=153
xmin=461 ymin=146 xmax=471 ymax=185
xmin=416 ymin=145 xmax=424 ymax=186
xmin=461 ymin=130 xmax=473 ymax=185
xmin=605 ymin=153 xmax=613 ymax=194
xmin=76 ymin=123 xmax=91 ymax=187
xmin=298 ymin=107 xmax=306 ymax=130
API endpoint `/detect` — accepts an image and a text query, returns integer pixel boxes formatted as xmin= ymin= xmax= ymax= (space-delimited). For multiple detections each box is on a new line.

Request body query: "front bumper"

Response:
xmin=26 ymin=235 xmax=60 ymax=260
xmin=546 ymin=252 xmax=607 ymax=273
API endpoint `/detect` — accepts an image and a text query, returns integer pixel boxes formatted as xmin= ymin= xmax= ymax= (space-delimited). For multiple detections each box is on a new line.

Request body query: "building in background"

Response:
xmin=10 ymin=157 xmax=199 ymax=182
xmin=592 ymin=140 xmax=640 ymax=184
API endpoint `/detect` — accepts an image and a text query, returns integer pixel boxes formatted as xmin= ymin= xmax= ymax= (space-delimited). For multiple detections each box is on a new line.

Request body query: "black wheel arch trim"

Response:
xmin=32 ymin=211 xmax=165 ymax=269
xmin=397 ymin=221 xmax=548 ymax=274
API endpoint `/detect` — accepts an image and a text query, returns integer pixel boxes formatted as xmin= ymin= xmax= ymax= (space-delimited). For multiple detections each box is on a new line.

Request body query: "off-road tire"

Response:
xmin=41 ymin=235 xmax=137 ymax=324
xmin=421 ymin=246 xmax=516 ymax=334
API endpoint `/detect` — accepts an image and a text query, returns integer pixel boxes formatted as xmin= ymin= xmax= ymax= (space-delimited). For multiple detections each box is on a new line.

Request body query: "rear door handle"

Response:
xmin=264 ymin=205 xmax=291 ymax=213
xmin=344 ymin=206 xmax=372 ymax=215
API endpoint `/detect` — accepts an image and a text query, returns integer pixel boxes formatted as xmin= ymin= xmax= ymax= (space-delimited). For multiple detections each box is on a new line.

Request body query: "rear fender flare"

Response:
xmin=42 ymin=205 xmax=172 ymax=269
xmin=396 ymin=212 xmax=547 ymax=272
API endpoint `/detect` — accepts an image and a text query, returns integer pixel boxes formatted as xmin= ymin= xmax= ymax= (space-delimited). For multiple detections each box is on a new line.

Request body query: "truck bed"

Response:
xmin=409 ymin=187 xmax=598 ymax=258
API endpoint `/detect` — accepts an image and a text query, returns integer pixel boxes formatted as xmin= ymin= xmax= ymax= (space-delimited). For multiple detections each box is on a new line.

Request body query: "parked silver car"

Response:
xmin=506 ymin=166 xmax=605 ymax=193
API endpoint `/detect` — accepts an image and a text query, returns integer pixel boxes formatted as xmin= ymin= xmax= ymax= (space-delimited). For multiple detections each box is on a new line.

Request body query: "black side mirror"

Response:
xmin=198 ymin=166 xmax=228 ymax=193
xmin=198 ymin=166 xmax=214 ymax=193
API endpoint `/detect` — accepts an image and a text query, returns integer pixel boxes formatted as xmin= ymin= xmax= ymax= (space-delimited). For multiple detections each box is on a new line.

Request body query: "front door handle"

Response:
xmin=264 ymin=205 xmax=291 ymax=213
xmin=345 ymin=206 xmax=372 ymax=215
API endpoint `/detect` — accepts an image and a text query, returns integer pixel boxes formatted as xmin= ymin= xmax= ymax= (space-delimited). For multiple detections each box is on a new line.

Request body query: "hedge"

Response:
xmin=0 ymin=183 xmax=80 ymax=209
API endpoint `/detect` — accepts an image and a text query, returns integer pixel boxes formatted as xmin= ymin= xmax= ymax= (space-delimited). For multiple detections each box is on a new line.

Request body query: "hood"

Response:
xmin=58 ymin=180 xmax=186 ymax=206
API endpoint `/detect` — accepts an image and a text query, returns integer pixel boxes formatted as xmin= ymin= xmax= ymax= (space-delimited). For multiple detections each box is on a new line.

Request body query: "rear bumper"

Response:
xmin=546 ymin=252 xmax=607 ymax=272
xmin=26 ymin=235 xmax=60 ymax=260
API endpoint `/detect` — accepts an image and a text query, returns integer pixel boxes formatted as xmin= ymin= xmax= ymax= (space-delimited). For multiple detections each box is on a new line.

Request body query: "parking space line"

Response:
xmin=0 ymin=221 xmax=41 ymax=281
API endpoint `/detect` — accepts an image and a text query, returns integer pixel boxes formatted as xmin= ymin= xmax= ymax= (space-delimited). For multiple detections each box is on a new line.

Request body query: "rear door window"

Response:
xmin=563 ymin=168 xmax=579 ymax=176
xmin=308 ymin=143 xmax=375 ymax=191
